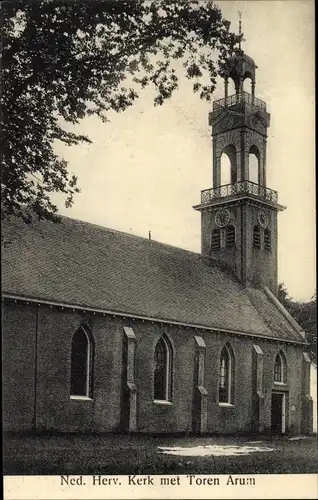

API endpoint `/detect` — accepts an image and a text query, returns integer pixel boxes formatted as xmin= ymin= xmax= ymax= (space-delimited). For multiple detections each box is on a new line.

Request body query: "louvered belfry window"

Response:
xmin=211 ymin=228 xmax=221 ymax=250
xmin=264 ymin=228 xmax=271 ymax=251
xmin=253 ymin=225 xmax=261 ymax=248
xmin=226 ymin=225 xmax=236 ymax=248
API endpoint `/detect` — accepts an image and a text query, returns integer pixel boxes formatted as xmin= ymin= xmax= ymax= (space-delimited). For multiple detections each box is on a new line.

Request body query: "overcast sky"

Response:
xmin=54 ymin=0 xmax=315 ymax=302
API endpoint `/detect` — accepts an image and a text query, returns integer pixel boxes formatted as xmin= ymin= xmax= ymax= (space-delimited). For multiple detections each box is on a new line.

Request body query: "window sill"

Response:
xmin=153 ymin=400 xmax=173 ymax=406
xmin=274 ymin=381 xmax=286 ymax=386
xmin=219 ymin=402 xmax=234 ymax=407
xmin=70 ymin=395 xmax=93 ymax=401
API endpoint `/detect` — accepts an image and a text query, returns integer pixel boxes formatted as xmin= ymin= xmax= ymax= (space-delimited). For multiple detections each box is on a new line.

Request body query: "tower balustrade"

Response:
xmin=211 ymin=91 xmax=266 ymax=121
xmin=200 ymin=180 xmax=278 ymax=205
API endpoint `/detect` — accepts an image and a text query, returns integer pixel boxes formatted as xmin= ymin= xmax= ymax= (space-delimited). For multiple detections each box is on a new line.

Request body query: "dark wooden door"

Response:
xmin=271 ymin=393 xmax=283 ymax=434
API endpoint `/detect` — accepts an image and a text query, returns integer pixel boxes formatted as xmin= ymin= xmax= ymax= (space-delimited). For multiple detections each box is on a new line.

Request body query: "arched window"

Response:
xmin=264 ymin=228 xmax=271 ymax=251
xmin=211 ymin=228 xmax=221 ymax=250
xmin=70 ymin=326 xmax=93 ymax=398
xmin=227 ymin=77 xmax=236 ymax=97
xmin=242 ymin=74 xmax=254 ymax=95
xmin=226 ymin=225 xmax=235 ymax=248
xmin=249 ymin=145 xmax=260 ymax=184
xmin=221 ymin=145 xmax=237 ymax=185
xmin=274 ymin=352 xmax=287 ymax=384
xmin=219 ymin=344 xmax=234 ymax=404
xmin=253 ymin=225 xmax=261 ymax=249
xmin=154 ymin=335 xmax=173 ymax=402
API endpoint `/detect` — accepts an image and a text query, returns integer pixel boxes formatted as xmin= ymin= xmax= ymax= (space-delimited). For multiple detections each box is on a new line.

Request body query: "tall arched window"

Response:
xmin=242 ymin=75 xmax=254 ymax=95
xmin=227 ymin=77 xmax=236 ymax=97
xmin=211 ymin=228 xmax=221 ymax=250
xmin=248 ymin=145 xmax=260 ymax=184
xmin=219 ymin=344 xmax=234 ymax=404
xmin=253 ymin=225 xmax=261 ymax=248
xmin=154 ymin=335 xmax=173 ymax=402
xmin=225 ymin=225 xmax=235 ymax=248
xmin=221 ymin=145 xmax=237 ymax=185
xmin=70 ymin=326 xmax=93 ymax=398
xmin=264 ymin=228 xmax=271 ymax=251
xmin=274 ymin=352 xmax=287 ymax=384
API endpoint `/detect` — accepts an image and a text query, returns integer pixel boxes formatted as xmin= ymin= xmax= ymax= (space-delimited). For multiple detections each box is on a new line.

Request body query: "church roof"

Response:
xmin=2 ymin=215 xmax=304 ymax=343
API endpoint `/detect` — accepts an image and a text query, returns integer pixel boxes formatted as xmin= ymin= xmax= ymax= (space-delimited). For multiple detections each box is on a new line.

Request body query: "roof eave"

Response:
xmin=2 ymin=292 xmax=308 ymax=346
xmin=263 ymin=286 xmax=307 ymax=342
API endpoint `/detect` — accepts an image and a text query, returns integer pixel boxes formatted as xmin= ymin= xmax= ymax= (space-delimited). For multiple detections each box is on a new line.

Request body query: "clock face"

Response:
xmin=257 ymin=210 xmax=269 ymax=228
xmin=215 ymin=208 xmax=231 ymax=228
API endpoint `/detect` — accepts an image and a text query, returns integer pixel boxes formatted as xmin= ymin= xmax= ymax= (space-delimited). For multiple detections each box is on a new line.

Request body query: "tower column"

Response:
xmin=240 ymin=129 xmax=248 ymax=181
xmin=224 ymin=77 xmax=228 ymax=101
xmin=213 ymin=157 xmax=221 ymax=188
xmin=239 ymin=77 xmax=244 ymax=94
xmin=212 ymin=137 xmax=221 ymax=188
xmin=251 ymin=80 xmax=255 ymax=98
xmin=262 ymin=139 xmax=267 ymax=186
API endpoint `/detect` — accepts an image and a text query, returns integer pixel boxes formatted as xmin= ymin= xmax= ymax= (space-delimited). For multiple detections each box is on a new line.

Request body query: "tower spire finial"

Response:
xmin=238 ymin=11 xmax=243 ymax=50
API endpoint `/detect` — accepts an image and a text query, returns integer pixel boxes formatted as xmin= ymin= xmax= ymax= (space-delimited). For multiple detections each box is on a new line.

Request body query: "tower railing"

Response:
xmin=212 ymin=91 xmax=266 ymax=118
xmin=201 ymin=181 xmax=278 ymax=204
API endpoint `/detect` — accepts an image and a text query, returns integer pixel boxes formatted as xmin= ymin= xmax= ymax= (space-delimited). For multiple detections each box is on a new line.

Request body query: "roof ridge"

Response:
xmin=58 ymin=214 xmax=202 ymax=257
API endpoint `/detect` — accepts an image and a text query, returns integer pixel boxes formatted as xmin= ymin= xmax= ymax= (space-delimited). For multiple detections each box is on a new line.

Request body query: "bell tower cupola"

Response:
xmin=194 ymin=20 xmax=285 ymax=294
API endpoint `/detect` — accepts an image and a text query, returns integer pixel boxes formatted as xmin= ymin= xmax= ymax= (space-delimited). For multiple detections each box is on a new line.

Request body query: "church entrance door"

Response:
xmin=271 ymin=392 xmax=286 ymax=434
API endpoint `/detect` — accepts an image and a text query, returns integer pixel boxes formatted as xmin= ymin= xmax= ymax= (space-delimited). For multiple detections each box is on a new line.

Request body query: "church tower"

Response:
xmin=194 ymin=41 xmax=285 ymax=294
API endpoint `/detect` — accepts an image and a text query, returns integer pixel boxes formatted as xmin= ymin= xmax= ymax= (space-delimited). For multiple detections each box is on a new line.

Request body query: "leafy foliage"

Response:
xmin=1 ymin=0 xmax=238 ymax=223
xmin=278 ymin=284 xmax=317 ymax=364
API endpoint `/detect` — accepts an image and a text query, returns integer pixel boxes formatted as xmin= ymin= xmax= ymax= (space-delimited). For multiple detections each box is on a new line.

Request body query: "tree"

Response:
xmin=1 ymin=0 xmax=238 ymax=223
xmin=278 ymin=283 xmax=317 ymax=364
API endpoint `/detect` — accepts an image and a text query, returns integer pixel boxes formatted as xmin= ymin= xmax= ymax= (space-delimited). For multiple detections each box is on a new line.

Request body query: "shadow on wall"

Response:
xmin=311 ymin=364 xmax=317 ymax=433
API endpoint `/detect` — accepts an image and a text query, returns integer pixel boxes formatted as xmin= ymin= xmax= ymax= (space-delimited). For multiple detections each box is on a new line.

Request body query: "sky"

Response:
xmin=54 ymin=0 xmax=315 ymax=302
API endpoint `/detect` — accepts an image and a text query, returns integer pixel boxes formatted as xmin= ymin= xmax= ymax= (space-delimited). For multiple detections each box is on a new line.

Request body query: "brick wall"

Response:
xmin=2 ymin=302 xmax=37 ymax=431
xmin=201 ymin=200 xmax=278 ymax=292
xmin=2 ymin=300 xmax=306 ymax=435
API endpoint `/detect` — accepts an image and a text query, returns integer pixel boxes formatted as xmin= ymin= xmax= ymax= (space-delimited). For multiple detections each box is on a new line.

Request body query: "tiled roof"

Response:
xmin=2 ymin=215 xmax=303 ymax=342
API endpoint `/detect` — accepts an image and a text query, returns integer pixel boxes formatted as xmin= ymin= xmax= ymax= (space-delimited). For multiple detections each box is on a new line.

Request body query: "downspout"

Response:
xmin=33 ymin=305 xmax=39 ymax=434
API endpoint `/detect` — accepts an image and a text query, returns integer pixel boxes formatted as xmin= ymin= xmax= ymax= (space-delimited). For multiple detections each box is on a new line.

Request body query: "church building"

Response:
xmin=2 ymin=48 xmax=313 ymax=436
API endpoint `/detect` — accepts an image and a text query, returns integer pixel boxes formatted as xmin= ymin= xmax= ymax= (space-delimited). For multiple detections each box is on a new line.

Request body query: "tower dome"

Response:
xmin=223 ymin=12 xmax=257 ymax=96
xmin=224 ymin=50 xmax=257 ymax=95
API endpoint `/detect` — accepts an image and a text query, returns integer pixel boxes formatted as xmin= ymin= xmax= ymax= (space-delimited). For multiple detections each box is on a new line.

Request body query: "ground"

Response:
xmin=4 ymin=433 xmax=318 ymax=475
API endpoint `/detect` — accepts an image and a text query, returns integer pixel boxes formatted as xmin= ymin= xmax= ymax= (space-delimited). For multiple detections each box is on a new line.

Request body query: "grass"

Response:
xmin=3 ymin=433 xmax=318 ymax=475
